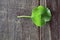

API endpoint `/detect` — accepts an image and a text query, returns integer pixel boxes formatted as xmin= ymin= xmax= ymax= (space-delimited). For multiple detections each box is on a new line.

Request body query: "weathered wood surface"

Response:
xmin=0 ymin=0 xmax=39 ymax=40
xmin=0 ymin=0 xmax=8 ymax=40
xmin=0 ymin=0 xmax=60 ymax=40
xmin=15 ymin=0 xmax=39 ymax=40
xmin=47 ymin=0 xmax=59 ymax=40
xmin=58 ymin=0 xmax=60 ymax=40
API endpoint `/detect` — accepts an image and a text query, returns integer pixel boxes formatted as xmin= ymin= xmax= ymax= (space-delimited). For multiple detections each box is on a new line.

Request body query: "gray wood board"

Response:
xmin=0 ymin=0 xmax=8 ymax=40
xmin=7 ymin=0 xmax=39 ymax=40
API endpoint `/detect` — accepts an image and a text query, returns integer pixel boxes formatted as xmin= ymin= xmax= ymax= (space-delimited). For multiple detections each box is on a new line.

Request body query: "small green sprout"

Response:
xmin=17 ymin=6 xmax=51 ymax=27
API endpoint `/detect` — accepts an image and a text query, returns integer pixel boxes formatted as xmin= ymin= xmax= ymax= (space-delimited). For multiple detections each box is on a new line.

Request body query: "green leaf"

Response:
xmin=31 ymin=6 xmax=51 ymax=27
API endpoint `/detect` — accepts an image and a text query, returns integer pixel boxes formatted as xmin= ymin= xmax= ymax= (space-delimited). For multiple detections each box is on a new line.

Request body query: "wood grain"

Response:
xmin=47 ymin=0 xmax=59 ymax=40
xmin=8 ymin=0 xmax=39 ymax=40
xmin=0 ymin=0 xmax=9 ymax=40
xmin=58 ymin=0 xmax=60 ymax=40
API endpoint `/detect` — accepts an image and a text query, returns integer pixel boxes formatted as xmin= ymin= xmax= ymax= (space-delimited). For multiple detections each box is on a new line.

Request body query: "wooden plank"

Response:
xmin=40 ymin=0 xmax=51 ymax=40
xmin=17 ymin=0 xmax=39 ymax=40
xmin=0 ymin=0 xmax=9 ymax=40
xmin=7 ymin=0 xmax=39 ymax=40
xmin=7 ymin=0 xmax=23 ymax=40
xmin=58 ymin=0 xmax=60 ymax=40
xmin=47 ymin=0 xmax=59 ymax=40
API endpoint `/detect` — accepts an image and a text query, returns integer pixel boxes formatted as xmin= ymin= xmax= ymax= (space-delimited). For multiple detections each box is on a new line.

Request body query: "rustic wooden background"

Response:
xmin=0 ymin=0 xmax=60 ymax=40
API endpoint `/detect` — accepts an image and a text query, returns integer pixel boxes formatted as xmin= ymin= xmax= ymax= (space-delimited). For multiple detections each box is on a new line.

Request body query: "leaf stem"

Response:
xmin=17 ymin=16 xmax=31 ymax=18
